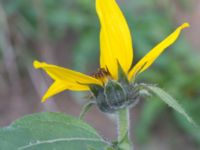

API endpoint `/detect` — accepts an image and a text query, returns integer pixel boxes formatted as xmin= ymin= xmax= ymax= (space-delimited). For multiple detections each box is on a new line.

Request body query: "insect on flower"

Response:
xmin=91 ymin=68 xmax=111 ymax=84
xmin=34 ymin=0 xmax=189 ymax=113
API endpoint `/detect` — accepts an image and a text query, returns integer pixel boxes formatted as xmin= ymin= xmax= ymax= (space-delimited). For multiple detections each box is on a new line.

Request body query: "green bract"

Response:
xmin=89 ymin=65 xmax=140 ymax=113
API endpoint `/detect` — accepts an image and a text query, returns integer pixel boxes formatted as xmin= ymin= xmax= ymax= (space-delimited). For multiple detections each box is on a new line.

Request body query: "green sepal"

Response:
xmin=89 ymin=81 xmax=141 ymax=113
xmin=117 ymin=61 xmax=129 ymax=86
xmin=79 ymin=101 xmax=96 ymax=120
xmin=104 ymin=80 xmax=127 ymax=109
xmin=89 ymin=84 xmax=104 ymax=97
xmin=89 ymin=84 xmax=110 ymax=113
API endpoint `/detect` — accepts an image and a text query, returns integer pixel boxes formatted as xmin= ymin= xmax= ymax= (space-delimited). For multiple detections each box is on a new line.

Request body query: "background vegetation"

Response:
xmin=0 ymin=0 xmax=199 ymax=149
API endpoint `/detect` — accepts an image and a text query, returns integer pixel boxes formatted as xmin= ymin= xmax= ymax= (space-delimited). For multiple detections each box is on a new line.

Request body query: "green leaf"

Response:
xmin=143 ymin=85 xmax=196 ymax=126
xmin=0 ymin=112 xmax=110 ymax=150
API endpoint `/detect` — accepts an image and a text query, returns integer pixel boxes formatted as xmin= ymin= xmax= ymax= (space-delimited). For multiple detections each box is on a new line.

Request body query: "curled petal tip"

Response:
xmin=128 ymin=22 xmax=190 ymax=80
xmin=182 ymin=22 xmax=190 ymax=28
xmin=33 ymin=60 xmax=42 ymax=69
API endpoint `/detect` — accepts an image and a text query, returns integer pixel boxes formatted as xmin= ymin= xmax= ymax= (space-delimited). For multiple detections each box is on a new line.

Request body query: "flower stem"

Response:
xmin=117 ymin=108 xmax=133 ymax=150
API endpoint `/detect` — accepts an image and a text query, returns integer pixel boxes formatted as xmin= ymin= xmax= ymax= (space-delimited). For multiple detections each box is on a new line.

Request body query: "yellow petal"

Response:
xmin=96 ymin=0 xmax=133 ymax=79
xmin=128 ymin=23 xmax=189 ymax=80
xmin=41 ymin=81 xmax=89 ymax=102
xmin=34 ymin=60 xmax=102 ymax=85
xmin=33 ymin=60 xmax=102 ymax=101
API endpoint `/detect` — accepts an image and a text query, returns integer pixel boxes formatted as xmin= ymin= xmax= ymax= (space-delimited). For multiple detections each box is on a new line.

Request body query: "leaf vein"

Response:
xmin=18 ymin=137 xmax=106 ymax=150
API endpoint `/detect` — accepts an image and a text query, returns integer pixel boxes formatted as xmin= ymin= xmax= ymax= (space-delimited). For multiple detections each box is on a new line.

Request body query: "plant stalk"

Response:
xmin=117 ymin=108 xmax=133 ymax=150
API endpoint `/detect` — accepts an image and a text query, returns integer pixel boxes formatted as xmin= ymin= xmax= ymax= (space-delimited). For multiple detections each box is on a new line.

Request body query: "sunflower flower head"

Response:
xmin=33 ymin=0 xmax=189 ymax=113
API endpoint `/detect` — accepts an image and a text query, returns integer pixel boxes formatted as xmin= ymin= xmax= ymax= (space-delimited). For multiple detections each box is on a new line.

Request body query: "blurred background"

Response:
xmin=0 ymin=0 xmax=200 ymax=149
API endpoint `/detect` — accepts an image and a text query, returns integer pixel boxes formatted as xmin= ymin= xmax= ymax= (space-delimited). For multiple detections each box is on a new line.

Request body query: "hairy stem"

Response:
xmin=117 ymin=108 xmax=133 ymax=150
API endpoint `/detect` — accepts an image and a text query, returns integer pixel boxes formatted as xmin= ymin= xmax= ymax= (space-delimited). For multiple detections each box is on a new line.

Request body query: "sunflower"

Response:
xmin=34 ymin=0 xmax=189 ymax=113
